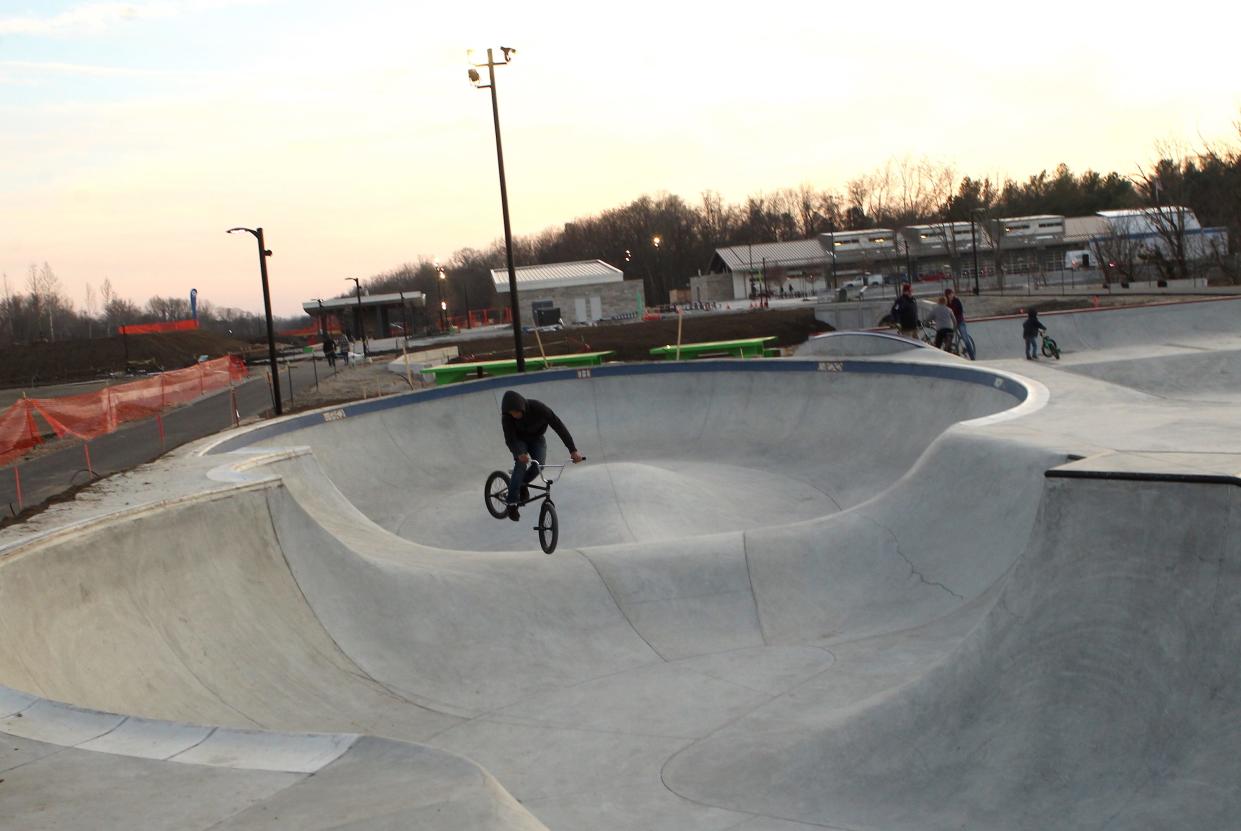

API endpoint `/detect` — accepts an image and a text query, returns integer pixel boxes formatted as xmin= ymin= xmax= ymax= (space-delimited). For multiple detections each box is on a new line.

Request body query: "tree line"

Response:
xmin=5 ymin=119 xmax=1237 ymax=346
xmin=0 ymin=268 xmax=291 ymax=345
xmin=353 ymin=120 xmax=1240 ymax=311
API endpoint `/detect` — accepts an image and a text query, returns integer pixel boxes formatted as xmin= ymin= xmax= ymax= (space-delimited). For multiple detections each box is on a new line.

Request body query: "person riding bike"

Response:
xmin=500 ymin=390 xmax=584 ymax=521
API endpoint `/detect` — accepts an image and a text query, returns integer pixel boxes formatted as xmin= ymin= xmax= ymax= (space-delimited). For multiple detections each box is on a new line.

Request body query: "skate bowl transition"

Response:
xmin=3 ymin=350 xmax=1241 ymax=830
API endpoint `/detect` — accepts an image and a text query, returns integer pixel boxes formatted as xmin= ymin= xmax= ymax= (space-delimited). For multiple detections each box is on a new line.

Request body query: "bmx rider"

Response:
xmin=500 ymin=390 xmax=584 ymax=521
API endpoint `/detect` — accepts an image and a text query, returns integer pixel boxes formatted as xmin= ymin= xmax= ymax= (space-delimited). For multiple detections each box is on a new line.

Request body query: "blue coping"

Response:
xmin=207 ymin=359 xmax=1030 ymax=454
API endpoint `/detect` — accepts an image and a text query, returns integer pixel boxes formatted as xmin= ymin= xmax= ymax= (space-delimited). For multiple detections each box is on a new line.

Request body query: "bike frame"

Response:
xmin=512 ymin=459 xmax=574 ymax=505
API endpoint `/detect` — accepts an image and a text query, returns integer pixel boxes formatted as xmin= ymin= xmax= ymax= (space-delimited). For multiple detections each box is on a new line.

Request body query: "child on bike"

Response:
xmin=501 ymin=390 xmax=584 ymax=521
xmin=929 ymin=295 xmax=957 ymax=350
xmin=1022 ymin=309 xmax=1046 ymax=360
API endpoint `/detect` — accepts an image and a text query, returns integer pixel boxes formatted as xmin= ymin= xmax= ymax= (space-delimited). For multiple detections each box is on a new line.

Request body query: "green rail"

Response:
xmin=422 ymin=351 xmax=616 ymax=385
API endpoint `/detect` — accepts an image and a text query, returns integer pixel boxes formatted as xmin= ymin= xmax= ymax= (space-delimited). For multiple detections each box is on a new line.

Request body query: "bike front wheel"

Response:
xmin=1042 ymin=339 xmax=1060 ymax=360
xmin=484 ymin=470 xmax=511 ymax=518
xmin=537 ymin=500 xmax=559 ymax=554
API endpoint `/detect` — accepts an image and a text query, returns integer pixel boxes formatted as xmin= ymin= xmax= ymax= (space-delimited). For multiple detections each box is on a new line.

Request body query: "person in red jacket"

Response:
xmin=500 ymin=390 xmax=584 ymax=521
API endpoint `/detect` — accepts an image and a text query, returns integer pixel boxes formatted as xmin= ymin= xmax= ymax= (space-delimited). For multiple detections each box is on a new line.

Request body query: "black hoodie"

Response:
xmin=500 ymin=390 xmax=577 ymax=456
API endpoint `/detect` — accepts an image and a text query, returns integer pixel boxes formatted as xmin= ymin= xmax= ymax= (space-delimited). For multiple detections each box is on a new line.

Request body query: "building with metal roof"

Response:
xmin=490 ymin=260 xmax=642 ymax=326
xmin=301 ymin=291 xmax=426 ymax=347
xmin=490 ymin=260 xmax=624 ymax=293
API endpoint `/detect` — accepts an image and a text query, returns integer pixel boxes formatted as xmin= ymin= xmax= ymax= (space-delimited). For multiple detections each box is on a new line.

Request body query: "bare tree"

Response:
xmin=1090 ymin=213 xmax=1148 ymax=285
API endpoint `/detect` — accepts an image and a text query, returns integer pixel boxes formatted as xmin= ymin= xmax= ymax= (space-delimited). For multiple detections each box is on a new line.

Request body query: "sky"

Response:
xmin=2 ymin=1 xmax=1238 ymax=317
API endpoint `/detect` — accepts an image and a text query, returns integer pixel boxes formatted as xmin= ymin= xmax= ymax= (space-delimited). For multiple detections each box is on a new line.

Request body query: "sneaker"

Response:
xmin=507 ymin=504 xmax=520 ymax=521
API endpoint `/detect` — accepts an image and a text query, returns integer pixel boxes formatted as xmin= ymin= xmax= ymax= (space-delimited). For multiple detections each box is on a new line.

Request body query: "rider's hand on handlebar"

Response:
xmin=517 ymin=453 xmax=530 ymax=463
xmin=571 ymin=451 xmax=585 ymax=463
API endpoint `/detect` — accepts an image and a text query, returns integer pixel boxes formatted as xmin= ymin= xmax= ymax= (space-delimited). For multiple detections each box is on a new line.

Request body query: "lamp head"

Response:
xmin=468 ymin=67 xmax=480 ymax=84
xmin=500 ymin=46 xmax=516 ymax=61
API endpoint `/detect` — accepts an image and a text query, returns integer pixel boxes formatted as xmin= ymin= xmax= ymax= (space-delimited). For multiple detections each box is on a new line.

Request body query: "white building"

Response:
xmin=490 ymin=260 xmax=643 ymax=325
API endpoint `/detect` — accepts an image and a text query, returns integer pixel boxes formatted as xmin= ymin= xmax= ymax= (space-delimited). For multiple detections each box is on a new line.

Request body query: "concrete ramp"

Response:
xmin=6 ymin=355 xmax=1239 ymax=829
xmin=665 ymin=471 xmax=1241 ymax=829
xmin=966 ymin=295 xmax=1241 ymax=360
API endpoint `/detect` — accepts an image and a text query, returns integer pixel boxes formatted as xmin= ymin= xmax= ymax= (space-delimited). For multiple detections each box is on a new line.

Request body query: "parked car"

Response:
xmin=842 ymin=274 xmax=885 ymax=290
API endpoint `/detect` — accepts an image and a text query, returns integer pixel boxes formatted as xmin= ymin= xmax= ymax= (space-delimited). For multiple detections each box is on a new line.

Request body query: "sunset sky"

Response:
xmin=2 ymin=0 xmax=1238 ymax=317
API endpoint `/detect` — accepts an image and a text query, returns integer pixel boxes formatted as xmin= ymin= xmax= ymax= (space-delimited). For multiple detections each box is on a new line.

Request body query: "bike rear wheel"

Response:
xmin=1042 ymin=338 xmax=1060 ymax=360
xmin=537 ymin=500 xmax=559 ymax=554
xmin=484 ymin=470 xmax=510 ymax=518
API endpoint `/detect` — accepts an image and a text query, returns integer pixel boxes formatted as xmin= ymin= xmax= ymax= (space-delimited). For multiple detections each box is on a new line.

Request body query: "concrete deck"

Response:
xmin=2 ymin=300 xmax=1240 ymax=829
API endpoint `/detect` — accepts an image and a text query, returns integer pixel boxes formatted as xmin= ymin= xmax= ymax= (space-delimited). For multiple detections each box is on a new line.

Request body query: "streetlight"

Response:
xmin=226 ymin=226 xmax=281 ymax=416
xmin=315 ymin=298 xmax=327 ymax=342
xmin=344 ymin=277 xmax=368 ymax=358
xmin=652 ymin=234 xmax=663 ymax=302
xmin=469 ymin=46 xmax=525 ymax=371
xmin=435 ymin=262 xmax=447 ymax=330
xmin=970 ymin=209 xmax=982 ymax=296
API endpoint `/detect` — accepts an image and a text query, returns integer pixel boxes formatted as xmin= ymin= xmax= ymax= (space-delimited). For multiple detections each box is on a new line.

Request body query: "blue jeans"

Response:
xmin=1025 ymin=336 xmax=1038 ymax=359
xmin=507 ymin=435 xmax=547 ymax=505
xmin=957 ymin=321 xmax=976 ymax=359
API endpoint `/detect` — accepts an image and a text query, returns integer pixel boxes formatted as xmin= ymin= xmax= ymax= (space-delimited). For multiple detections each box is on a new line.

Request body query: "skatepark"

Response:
xmin=2 ymin=296 xmax=1241 ymax=830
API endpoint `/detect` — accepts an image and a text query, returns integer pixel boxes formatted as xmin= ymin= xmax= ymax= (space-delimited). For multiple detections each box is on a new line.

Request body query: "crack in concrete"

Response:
xmin=863 ymin=514 xmax=964 ymax=601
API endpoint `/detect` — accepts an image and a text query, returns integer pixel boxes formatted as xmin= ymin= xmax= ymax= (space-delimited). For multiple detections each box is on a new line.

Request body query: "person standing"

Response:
xmin=322 ymin=333 xmax=336 ymax=368
xmin=891 ymin=283 xmax=920 ymax=338
xmin=929 ymin=296 xmax=957 ymax=350
xmin=1022 ymin=309 xmax=1046 ymax=360
xmin=944 ymin=287 xmax=976 ymax=359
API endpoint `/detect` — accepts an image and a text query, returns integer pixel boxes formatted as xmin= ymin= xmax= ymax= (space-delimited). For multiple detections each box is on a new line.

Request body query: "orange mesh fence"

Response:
xmin=29 ymin=386 xmax=119 ymax=441
xmin=116 ymin=319 xmax=199 ymax=335
xmin=3 ymin=356 xmax=249 ymax=455
xmin=0 ymin=401 xmax=42 ymax=466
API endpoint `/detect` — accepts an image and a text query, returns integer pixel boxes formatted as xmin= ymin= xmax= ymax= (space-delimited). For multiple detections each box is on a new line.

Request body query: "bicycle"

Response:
xmin=1041 ymin=330 xmax=1061 ymax=360
xmin=484 ymin=457 xmax=585 ymax=554
xmin=921 ymin=322 xmax=974 ymax=360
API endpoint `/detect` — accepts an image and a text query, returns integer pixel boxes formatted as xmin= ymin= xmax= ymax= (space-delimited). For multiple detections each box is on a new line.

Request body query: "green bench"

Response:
xmin=422 ymin=351 xmax=615 ymax=386
xmin=650 ymin=337 xmax=777 ymax=360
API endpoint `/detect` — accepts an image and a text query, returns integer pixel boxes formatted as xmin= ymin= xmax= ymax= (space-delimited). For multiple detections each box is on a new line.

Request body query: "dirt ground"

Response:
xmin=440 ymin=306 xmax=831 ymax=364
xmin=2 ymin=330 xmax=255 ymax=388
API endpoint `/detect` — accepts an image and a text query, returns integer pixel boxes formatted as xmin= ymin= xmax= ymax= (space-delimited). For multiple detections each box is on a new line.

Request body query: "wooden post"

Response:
xmin=533 ymin=327 xmax=547 ymax=363
xmin=401 ymin=339 xmax=412 ymax=388
xmin=675 ymin=308 xmax=684 ymax=360
xmin=84 ymin=442 xmax=94 ymax=476
xmin=13 ymin=466 xmax=23 ymax=513
xmin=156 ymin=413 xmax=166 ymax=451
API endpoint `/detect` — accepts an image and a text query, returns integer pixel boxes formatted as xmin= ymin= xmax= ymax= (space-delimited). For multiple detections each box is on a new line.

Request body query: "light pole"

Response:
xmin=652 ymin=234 xmax=663 ymax=303
xmin=345 ymin=277 xmax=368 ymax=358
xmin=227 ymin=226 xmax=281 ymax=416
xmin=436 ymin=262 xmax=447 ymax=330
xmin=970 ymin=210 xmax=982 ymax=296
xmin=469 ymin=46 xmax=525 ymax=371
xmin=826 ymin=220 xmax=838 ymax=290
xmin=315 ymin=298 xmax=327 ymax=342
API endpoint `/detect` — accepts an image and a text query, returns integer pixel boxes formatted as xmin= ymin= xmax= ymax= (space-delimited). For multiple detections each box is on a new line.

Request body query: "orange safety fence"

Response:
xmin=0 ymin=399 xmax=43 ymax=466
xmin=1 ymin=356 xmax=247 ymax=464
xmin=117 ymin=319 xmax=199 ymax=335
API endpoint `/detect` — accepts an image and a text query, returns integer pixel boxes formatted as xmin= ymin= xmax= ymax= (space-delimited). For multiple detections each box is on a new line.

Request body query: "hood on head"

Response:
xmin=501 ymin=390 xmax=527 ymax=413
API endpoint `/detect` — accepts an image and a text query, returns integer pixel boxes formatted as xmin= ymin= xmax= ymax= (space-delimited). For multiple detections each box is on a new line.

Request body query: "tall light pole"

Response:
xmin=227 ymin=226 xmax=281 ymax=416
xmin=970 ymin=210 xmax=982 ymax=296
xmin=436 ymin=262 xmax=447 ymax=330
xmin=469 ymin=46 xmax=525 ymax=371
xmin=652 ymin=234 xmax=663 ymax=302
xmin=345 ymin=277 xmax=368 ymax=358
